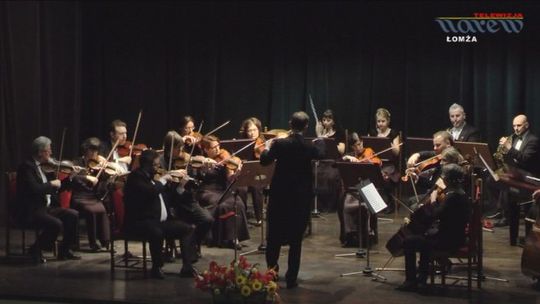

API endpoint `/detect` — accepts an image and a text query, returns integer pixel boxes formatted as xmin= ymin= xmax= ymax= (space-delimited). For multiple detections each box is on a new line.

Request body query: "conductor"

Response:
xmin=260 ymin=111 xmax=324 ymax=289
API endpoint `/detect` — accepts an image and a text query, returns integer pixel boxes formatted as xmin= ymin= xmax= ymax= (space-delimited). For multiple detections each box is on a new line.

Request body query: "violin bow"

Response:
xmin=216 ymin=140 xmax=257 ymax=166
xmin=413 ymin=153 xmax=440 ymax=168
xmin=56 ymin=127 xmax=67 ymax=177
xmin=129 ymin=110 xmax=143 ymax=156
xmin=204 ymin=120 xmax=230 ymax=137
xmin=168 ymin=135 xmax=175 ymax=171
xmin=308 ymin=94 xmax=319 ymax=126
xmin=365 ymin=142 xmax=403 ymax=161
xmin=95 ymin=138 xmax=121 ymax=180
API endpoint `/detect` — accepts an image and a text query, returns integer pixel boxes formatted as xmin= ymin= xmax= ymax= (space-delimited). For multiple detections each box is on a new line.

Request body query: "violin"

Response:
xmin=86 ymin=158 xmax=120 ymax=177
xmin=40 ymin=159 xmax=84 ymax=175
xmin=401 ymin=154 xmax=442 ymax=182
xmin=253 ymin=137 xmax=266 ymax=160
xmin=117 ymin=141 xmax=148 ymax=158
xmin=183 ymin=132 xmax=203 ymax=146
xmin=172 ymin=152 xmax=192 ymax=170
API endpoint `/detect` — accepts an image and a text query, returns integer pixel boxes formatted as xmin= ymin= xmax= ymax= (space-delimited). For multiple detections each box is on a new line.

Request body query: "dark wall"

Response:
xmin=2 ymin=1 xmax=540 ymax=219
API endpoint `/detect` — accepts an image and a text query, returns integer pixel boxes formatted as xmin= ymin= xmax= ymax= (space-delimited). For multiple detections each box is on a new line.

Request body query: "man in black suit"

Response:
xmin=397 ymin=164 xmax=471 ymax=292
xmin=123 ymin=149 xmax=196 ymax=279
xmin=16 ymin=136 xmax=80 ymax=263
xmin=260 ymin=111 xmax=324 ymax=289
xmin=447 ymin=103 xmax=481 ymax=142
xmin=100 ymin=119 xmax=132 ymax=173
xmin=497 ymin=114 xmax=540 ymax=245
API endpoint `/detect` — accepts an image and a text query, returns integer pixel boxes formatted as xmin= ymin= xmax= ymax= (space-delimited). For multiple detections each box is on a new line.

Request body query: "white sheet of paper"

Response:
xmin=359 ymin=182 xmax=387 ymax=214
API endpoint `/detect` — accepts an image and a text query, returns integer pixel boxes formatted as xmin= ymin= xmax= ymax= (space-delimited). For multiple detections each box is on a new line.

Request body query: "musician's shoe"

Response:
xmin=29 ymin=245 xmax=46 ymax=264
xmin=396 ymin=280 xmax=417 ymax=292
xmin=286 ymin=280 xmax=299 ymax=289
xmin=58 ymin=249 xmax=81 ymax=260
xmin=494 ymin=218 xmax=509 ymax=227
xmin=89 ymin=243 xmax=102 ymax=253
xmin=151 ymin=267 xmax=165 ymax=279
xmin=179 ymin=266 xmax=199 ymax=278
xmin=518 ymin=237 xmax=526 ymax=248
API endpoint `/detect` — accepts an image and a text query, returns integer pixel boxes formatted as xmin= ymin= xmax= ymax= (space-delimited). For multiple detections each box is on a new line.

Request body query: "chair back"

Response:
xmin=5 ymin=172 xmax=18 ymax=225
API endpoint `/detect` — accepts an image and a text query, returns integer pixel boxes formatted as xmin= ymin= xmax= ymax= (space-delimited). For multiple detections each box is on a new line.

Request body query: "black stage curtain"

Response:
xmin=2 ymin=1 xmax=540 ymax=218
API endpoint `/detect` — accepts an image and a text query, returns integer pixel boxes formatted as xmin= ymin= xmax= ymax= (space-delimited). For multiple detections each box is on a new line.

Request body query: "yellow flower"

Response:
xmin=267 ymin=281 xmax=277 ymax=293
xmin=251 ymin=280 xmax=263 ymax=291
xmin=235 ymin=275 xmax=247 ymax=285
xmin=241 ymin=285 xmax=252 ymax=297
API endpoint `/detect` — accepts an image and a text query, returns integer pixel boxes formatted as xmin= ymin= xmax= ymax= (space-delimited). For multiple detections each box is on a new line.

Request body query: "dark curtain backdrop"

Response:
xmin=2 ymin=1 xmax=540 ymax=219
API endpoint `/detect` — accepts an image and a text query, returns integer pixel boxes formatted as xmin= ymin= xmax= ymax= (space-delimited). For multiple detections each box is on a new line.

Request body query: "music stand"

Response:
xmin=220 ymin=139 xmax=254 ymax=161
xmin=334 ymin=163 xmax=384 ymax=267
xmin=334 ymin=163 xmax=387 ymax=281
xmin=360 ymin=136 xmax=395 ymax=162
xmin=235 ymin=161 xmax=275 ymax=256
xmin=405 ymin=137 xmax=433 ymax=156
xmin=304 ymin=137 xmax=339 ymax=218
xmin=454 ymin=141 xmax=496 ymax=169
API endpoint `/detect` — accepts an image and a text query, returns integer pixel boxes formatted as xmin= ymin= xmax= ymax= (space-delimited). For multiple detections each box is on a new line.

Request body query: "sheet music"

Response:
xmin=359 ymin=183 xmax=387 ymax=214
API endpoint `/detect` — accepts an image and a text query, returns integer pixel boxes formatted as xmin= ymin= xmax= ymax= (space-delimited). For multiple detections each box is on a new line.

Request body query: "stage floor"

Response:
xmin=0 ymin=210 xmax=538 ymax=304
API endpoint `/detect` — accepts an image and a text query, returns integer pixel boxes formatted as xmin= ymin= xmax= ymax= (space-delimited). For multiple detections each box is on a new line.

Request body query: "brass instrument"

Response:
xmin=493 ymin=135 xmax=513 ymax=174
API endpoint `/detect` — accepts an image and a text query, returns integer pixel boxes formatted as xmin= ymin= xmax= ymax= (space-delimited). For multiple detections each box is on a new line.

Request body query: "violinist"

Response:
xmin=196 ymin=135 xmax=250 ymax=249
xmin=15 ymin=136 xmax=80 ymax=263
xmin=397 ymin=163 xmax=471 ymax=292
xmin=123 ymin=150 xmax=197 ymax=279
xmin=405 ymin=130 xmax=454 ymax=194
xmin=179 ymin=116 xmax=203 ymax=156
xmin=367 ymin=108 xmax=401 ymax=213
xmin=100 ymin=119 xmax=131 ymax=173
xmin=339 ymin=133 xmax=382 ymax=247
xmin=70 ymin=137 xmax=110 ymax=252
xmin=159 ymin=131 xmax=214 ymax=255
xmin=237 ymin=117 xmax=265 ymax=225
xmin=314 ymin=109 xmax=345 ymax=212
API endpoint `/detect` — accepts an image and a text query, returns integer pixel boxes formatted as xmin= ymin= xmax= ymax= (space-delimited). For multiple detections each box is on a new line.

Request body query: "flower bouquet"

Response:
xmin=195 ymin=256 xmax=280 ymax=304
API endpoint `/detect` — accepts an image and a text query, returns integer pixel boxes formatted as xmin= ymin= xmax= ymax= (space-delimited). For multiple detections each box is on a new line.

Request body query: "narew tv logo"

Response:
xmin=435 ymin=13 xmax=524 ymax=43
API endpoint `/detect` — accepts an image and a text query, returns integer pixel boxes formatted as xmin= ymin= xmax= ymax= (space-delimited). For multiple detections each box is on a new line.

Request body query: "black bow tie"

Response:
xmin=515 ymin=135 xmax=523 ymax=140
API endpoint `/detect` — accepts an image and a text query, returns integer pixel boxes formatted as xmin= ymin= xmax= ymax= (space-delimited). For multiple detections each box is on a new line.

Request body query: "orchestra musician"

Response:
xmin=70 ymin=137 xmax=111 ymax=252
xmin=396 ymin=163 xmax=471 ymax=292
xmin=159 ymin=131 xmax=213 ymax=258
xmin=406 ymin=131 xmax=455 ymax=195
xmin=446 ymin=103 xmax=481 ymax=142
xmin=492 ymin=114 xmax=540 ymax=246
xmin=179 ymin=116 xmax=203 ymax=156
xmin=314 ymin=109 xmax=345 ymax=212
xmin=260 ymin=111 xmax=325 ymax=289
xmin=340 ymin=133 xmax=382 ymax=247
xmin=100 ymin=119 xmax=132 ymax=173
xmin=237 ymin=117 xmax=265 ymax=225
xmin=16 ymin=136 xmax=81 ymax=263
xmin=196 ymin=135 xmax=250 ymax=249
xmin=368 ymin=108 xmax=401 ymax=213
xmin=123 ymin=149 xmax=197 ymax=279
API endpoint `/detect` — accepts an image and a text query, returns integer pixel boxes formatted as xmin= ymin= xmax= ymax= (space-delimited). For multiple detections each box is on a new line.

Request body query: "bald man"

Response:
xmin=495 ymin=114 xmax=540 ymax=246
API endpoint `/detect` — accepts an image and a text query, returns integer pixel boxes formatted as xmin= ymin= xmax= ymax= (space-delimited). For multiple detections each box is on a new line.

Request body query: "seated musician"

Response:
xmin=16 ymin=136 xmax=80 ymax=263
xmin=340 ymin=133 xmax=382 ymax=247
xmin=237 ymin=117 xmax=266 ymax=225
xmin=159 ymin=130 xmax=213 ymax=258
xmin=446 ymin=103 xmax=481 ymax=142
xmin=195 ymin=135 xmax=250 ymax=249
xmin=492 ymin=114 xmax=540 ymax=246
xmin=70 ymin=137 xmax=110 ymax=252
xmin=100 ymin=119 xmax=132 ymax=173
xmin=406 ymin=130 xmax=454 ymax=195
xmin=368 ymin=108 xmax=401 ymax=213
xmin=179 ymin=115 xmax=203 ymax=156
xmin=314 ymin=109 xmax=345 ymax=212
xmin=123 ymin=149 xmax=196 ymax=279
xmin=397 ymin=163 xmax=471 ymax=292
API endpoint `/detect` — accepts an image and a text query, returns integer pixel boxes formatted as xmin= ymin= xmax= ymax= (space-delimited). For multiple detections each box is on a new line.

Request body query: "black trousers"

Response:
xmin=72 ymin=196 xmax=110 ymax=246
xmin=29 ymin=207 xmax=79 ymax=252
xmin=403 ymin=234 xmax=432 ymax=282
xmin=177 ymin=203 xmax=214 ymax=245
xmin=127 ymin=219 xmax=194 ymax=269
xmin=266 ymin=233 xmax=302 ymax=284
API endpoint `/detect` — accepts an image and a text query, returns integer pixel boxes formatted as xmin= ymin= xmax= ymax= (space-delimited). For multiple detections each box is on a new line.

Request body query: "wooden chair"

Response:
xmin=109 ymin=189 xmax=149 ymax=278
xmin=5 ymin=172 xmax=38 ymax=257
xmin=429 ymin=197 xmax=482 ymax=293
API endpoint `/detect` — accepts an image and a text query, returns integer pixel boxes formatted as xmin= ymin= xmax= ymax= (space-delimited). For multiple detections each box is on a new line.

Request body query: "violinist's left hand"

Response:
xmin=533 ymin=189 xmax=540 ymax=202
xmin=429 ymin=189 xmax=438 ymax=204
xmin=118 ymin=156 xmax=132 ymax=165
